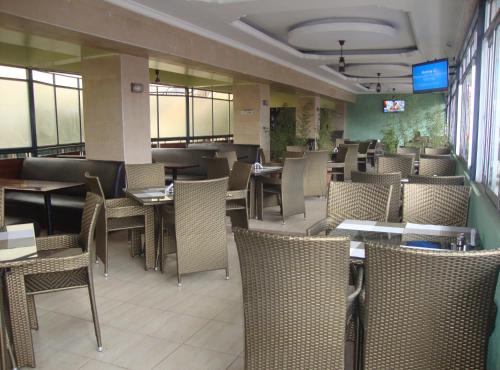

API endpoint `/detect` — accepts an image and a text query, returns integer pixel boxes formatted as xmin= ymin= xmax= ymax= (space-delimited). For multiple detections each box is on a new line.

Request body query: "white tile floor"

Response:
xmin=23 ymin=198 xmax=328 ymax=370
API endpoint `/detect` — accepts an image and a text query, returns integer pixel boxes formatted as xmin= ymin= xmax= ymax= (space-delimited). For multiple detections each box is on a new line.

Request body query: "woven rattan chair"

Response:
xmin=234 ymin=228 xmax=363 ymax=370
xmin=402 ymin=184 xmax=471 ymax=226
xmin=84 ymin=173 xmax=154 ymax=276
xmin=363 ymin=243 xmax=500 ymax=370
xmin=419 ymin=157 xmax=456 ymax=176
xmin=205 ymin=157 xmax=230 ymax=179
xmin=420 ymin=154 xmax=452 ymax=159
xmin=174 ymin=177 xmax=229 ymax=286
xmin=215 ymin=150 xmax=237 ymax=170
xmin=397 ymin=146 xmax=420 ymax=160
xmin=263 ymin=157 xmax=306 ymax=224
xmin=6 ymin=193 xmax=103 ymax=367
xmin=408 ymin=174 xmax=465 ymax=185
xmin=351 ymin=171 xmax=402 ymax=222
xmin=357 ymin=141 xmax=371 ymax=171
xmin=341 ymin=143 xmax=359 ymax=181
xmin=125 ymin=163 xmax=165 ymax=188
xmin=227 ymin=162 xmax=252 ymax=229
xmin=304 ymin=150 xmax=329 ymax=197
xmin=307 ymin=182 xmax=392 ymax=235
xmin=424 ymin=147 xmax=451 ymax=155
xmin=283 ymin=150 xmax=305 ymax=159
xmin=286 ymin=145 xmax=308 ymax=152
xmin=331 ymin=145 xmax=348 ymax=181
xmin=377 ymin=155 xmax=414 ymax=179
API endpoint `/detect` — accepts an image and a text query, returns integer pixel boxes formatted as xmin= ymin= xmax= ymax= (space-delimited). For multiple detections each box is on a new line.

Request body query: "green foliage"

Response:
xmin=318 ymin=108 xmax=334 ymax=151
xmin=295 ymin=101 xmax=312 ymax=146
xmin=381 ymin=126 xmax=399 ymax=153
xmin=270 ymin=105 xmax=295 ymax=160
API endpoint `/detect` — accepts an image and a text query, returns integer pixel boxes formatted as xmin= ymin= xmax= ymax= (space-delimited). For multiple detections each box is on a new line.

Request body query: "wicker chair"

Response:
xmin=408 ymin=174 xmax=465 ymax=185
xmin=173 ymin=178 xmax=229 ymax=286
xmin=286 ymin=145 xmax=308 ymax=152
xmin=84 ymin=173 xmax=154 ymax=276
xmin=205 ymin=157 xmax=230 ymax=179
xmin=402 ymin=184 xmax=471 ymax=226
xmin=304 ymin=150 xmax=329 ymax=197
xmin=262 ymin=157 xmax=306 ymax=224
xmin=397 ymin=146 xmax=420 ymax=160
xmin=351 ymin=171 xmax=402 ymax=222
xmin=357 ymin=141 xmax=371 ymax=171
xmin=341 ymin=143 xmax=359 ymax=181
xmin=283 ymin=150 xmax=305 ymax=159
xmin=6 ymin=193 xmax=103 ymax=367
xmin=420 ymin=154 xmax=452 ymax=159
xmin=363 ymin=243 xmax=500 ymax=370
xmin=424 ymin=147 xmax=451 ymax=155
xmin=331 ymin=145 xmax=348 ymax=181
xmin=377 ymin=155 xmax=414 ymax=179
xmin=234 ymin=228 xmax=363 ymax=370
xmin=419 ymin=157 xmax=456 ymax=176
xmin=215 ymin=150 xmax=237 ymax=170
xmin=307 ymin=182 xmax=392 ymax=235
xmin=125 ymin=163 xmax=165 ymax=188
xmin=226 ymin=162 xmax=252 ymax=229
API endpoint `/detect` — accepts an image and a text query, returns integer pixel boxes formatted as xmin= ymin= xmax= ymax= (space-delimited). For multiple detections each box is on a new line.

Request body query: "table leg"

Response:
xmin=43 ymin=193 xmax=53 ymax=235
xmin=172 ymin=168 xmax=177 ymax=182
xmin=256 ymin=180 xmax=264 ymax=221
xmin=249 ymin=178 xmax=255 ymax=219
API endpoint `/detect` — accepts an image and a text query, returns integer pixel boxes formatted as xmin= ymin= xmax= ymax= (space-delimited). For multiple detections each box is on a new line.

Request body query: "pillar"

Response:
xmin=295 ymin=95 xmax=320 ymax=143
xmin=232 ymin=83 xmax=270 ymax=159
xmin=82 ymin=53 xmax=151 ymax=163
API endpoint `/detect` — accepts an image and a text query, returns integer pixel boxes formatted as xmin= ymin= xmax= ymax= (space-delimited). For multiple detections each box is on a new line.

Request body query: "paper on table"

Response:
xmin=404 ymin=223 xmax=472 ymax=233
xmin=349 ymin=241 xmax=365 ymax=259
xmin=136 ymin=192 xmax=166 ymax=198
xmin=337 ymin=220 xmax=377 ymax=231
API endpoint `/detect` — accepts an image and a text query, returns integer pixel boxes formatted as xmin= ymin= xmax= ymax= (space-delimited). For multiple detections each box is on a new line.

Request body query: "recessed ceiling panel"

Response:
xmin=344 ymin=63 xmax=411 ymax=77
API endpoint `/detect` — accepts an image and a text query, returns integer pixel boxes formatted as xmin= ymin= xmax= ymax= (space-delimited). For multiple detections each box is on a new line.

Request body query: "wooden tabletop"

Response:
xmin=160 ymin=162 xmax=199 ymax=170
xmin=0 ymin=178 xmax=84 ymax=193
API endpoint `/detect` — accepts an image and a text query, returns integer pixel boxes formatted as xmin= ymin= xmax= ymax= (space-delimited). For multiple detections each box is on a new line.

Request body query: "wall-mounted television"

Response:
xmin=412 ymin=59 xmax=449 ymax=93
xmin=383 ymin=100 xmax=405 ymax=113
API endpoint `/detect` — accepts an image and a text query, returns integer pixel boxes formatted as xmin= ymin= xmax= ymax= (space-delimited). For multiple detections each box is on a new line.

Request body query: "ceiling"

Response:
xmin=105 ymin=0 xmax=476 ymax=94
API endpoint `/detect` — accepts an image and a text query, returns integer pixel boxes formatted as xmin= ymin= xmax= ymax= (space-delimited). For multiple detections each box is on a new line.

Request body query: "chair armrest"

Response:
xmin=21 ymin=251 xmax=89 ymax=275
xmin=227 ymin=190 xmax=247 ymax=200
xmin=306 ymin=218 xmax=335 ymax=236
xmin=106 ymin=198 xmax=140 ymax=208
xmin=36 ymin=234 xmax=80 ymax=251
xmin=106 ymin=198 xmax=149 ymax=218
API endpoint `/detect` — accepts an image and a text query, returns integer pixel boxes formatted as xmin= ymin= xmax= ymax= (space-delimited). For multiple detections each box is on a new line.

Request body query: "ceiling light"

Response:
xmin=154 ymin=69 xmax=161 ymax=83
xmin=376 ymin=72 xmax=381 ymax=93
xmin=338 ymin=40 xmax=345 ymax=73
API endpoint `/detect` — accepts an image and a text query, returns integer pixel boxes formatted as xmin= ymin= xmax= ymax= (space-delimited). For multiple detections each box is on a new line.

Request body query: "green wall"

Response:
xmin=345 ymin=93 xmax=445 ymax=142
xmin=455 ymin=160 xmax=500 ymax=370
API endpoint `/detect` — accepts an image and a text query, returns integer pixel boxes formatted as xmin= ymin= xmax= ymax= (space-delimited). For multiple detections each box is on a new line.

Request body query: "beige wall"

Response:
xmin=233 ymin=83 xmax=270 ymax=158
xmin=82 ymin=53 xmax=151 ymax=163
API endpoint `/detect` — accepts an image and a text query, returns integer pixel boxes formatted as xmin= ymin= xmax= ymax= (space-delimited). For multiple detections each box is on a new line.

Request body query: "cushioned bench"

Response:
xmin=4 ymin=157 xmax=125 ymax=233
xmin=188 ymin=143 xmax=259 ymax=163
xmin=152 ymin=148 xmax=217 ymax=181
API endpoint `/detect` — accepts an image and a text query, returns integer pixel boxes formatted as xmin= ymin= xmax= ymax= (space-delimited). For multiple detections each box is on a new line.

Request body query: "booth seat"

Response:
xmin=188 ymin=143 xmax=259 ymax=164
xmin=152 ymin=148 xmax=217 ymax=181
xmin=4 ymin=157 xmax=125 ymax=233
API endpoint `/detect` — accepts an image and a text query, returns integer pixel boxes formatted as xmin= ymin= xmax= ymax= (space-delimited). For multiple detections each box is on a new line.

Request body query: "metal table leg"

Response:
xmin=43 ymin=193 xmax=53 ymax=235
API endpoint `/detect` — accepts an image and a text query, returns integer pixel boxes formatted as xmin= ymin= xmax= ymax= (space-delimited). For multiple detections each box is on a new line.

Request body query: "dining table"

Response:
xmin=160 ymin=162 xmax=199 ymax=181
xmin=0 ymin=223 xmax=38 ymax=369
xmin=0 ymin=178 xmax=84 ymax=235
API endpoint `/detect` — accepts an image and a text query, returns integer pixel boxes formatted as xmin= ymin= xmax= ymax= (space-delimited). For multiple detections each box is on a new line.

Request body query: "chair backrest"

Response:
xmin=364 ymin=244 xmax=500 ymax=370
xmin=408 ymin=175 xmax=465 ymax=185
xmin=304 ymin=151 xmax=329 ymax=197
xmin=402 ymin=183 xmax=471 ymax=226
xmin=281 ymin=158 xmax=307 ymax=218
xmin=377 ymin=156 xmax=413 ymax=179
xmin=78 ymin=192 xmax=103 ymax=251
xmin=420 ymin=154 xmax=452 ymax=159
xmin=234 ymin=228 xmax=350 ymax=370
xmin=215 ymin=151 xmax=237 ymax=170
xmin=334 ymin=145 xmax=348 ymax=163
xmin=424 ymin=147 xmax=450 ymax=155
xmin=174 ymin=178 xmax=228 ymax=275
xmin=283 ymin=150 xmax=304 ymax=159
xmin=368 ymin=139 xmax=378 ymax=150
xmin=205 ymin=157 xmax=230 ymax=179
xmin=326 ymin=182 xmax=392 ymax=227
xmin=286 ymin=145 xmax=307 ymax=152
xmin=358 ymin=140 xmax=371 ymax=154
xmin=340 ymin=143 xmax=359 ymax=180
xmin=228 ymin=161 xmax=252 ymax=191
xmin=84 ymin=172 xmax=106 ymax=199
xmin=351 ymin=171 xmax=402 ymax=222
xmin=125 ymin=163 xmax=165 ymax=188
xmin=419 ymin=157 xmax=456 ymax=176
xmin=258 ymin=148 xmax=266 ymax=164
xmin=397 ymin=146 xmax=420 ymax=160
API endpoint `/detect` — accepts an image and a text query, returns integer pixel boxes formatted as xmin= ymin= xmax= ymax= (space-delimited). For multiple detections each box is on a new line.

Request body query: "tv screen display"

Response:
xmin=383 ymin=100 xmax=405 ymax=113
xmin=412 ymin=59 xmax=449 ymax=93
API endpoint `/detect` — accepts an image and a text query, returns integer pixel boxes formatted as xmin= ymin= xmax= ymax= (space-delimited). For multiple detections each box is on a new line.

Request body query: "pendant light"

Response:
xmin=376 ymin=72 xmax=381 ymax=93
xmin=154 ymin=69 xmax=161 ymax=83
xmin=338 ymin=40 xmax=346 ymax=73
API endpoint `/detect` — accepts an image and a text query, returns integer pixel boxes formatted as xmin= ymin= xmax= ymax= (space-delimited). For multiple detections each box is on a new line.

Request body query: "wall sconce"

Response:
xmin=130 ymin=82 xmax=144 ymax=93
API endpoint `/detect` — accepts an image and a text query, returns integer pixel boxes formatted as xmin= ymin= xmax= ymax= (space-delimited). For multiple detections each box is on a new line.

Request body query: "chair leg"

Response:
xmin=177 ymin=274 xmax=182 ymax=287
xmin=225 ymin=268 xmax=229 ymax=280
xmin=26 ymin=295 xmax=38 ymax=330
xmin=6 ymin=332 xmax=17 ymax=370
xmin=86 ymin=268 xmax=103 ymax=352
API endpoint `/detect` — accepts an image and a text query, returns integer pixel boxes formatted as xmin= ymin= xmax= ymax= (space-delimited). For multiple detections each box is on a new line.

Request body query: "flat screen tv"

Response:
xmin=412 ymin=59 xmax=449 ymax=93
xmin=383 ymin=100 xmax=405 ymax=113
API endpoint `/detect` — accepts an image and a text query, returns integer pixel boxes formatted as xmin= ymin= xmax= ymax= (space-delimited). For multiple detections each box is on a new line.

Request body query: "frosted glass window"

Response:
xmin=158 ymin=96 xmax=186 ymax=137
xmin=0 ymin=66 xmax=26 ymax=80
xmin=80 ymin=90 xmax=84 ymax=142
xmin=193 ymin=98 xmax=212 ymax=136
xmin=56 ymin=87 xmax=80 ymax=144
xmin=0 ymin=79 xmax=31 ymax=148
xmin=33 ymin=70 xmax=54 ymax=84
xmin=34 ymin=83 xmax=57 ymax=146
xmin=213 ymin=99 xmax=229 ymax=135
xmin=150 ymin=95 xmax=158 ymax=139
xmin=229 ymin=101 xmax=234 ymax=134
xmin=55 ymin=74 xmax=78 ymax=88
xmin=213 ymin=92 xmax=229 ymax=100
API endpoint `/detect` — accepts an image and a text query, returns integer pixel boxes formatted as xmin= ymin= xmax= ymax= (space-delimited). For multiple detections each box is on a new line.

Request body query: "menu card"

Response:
xmin=0 ymin=223 xmax=37 ymax=262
